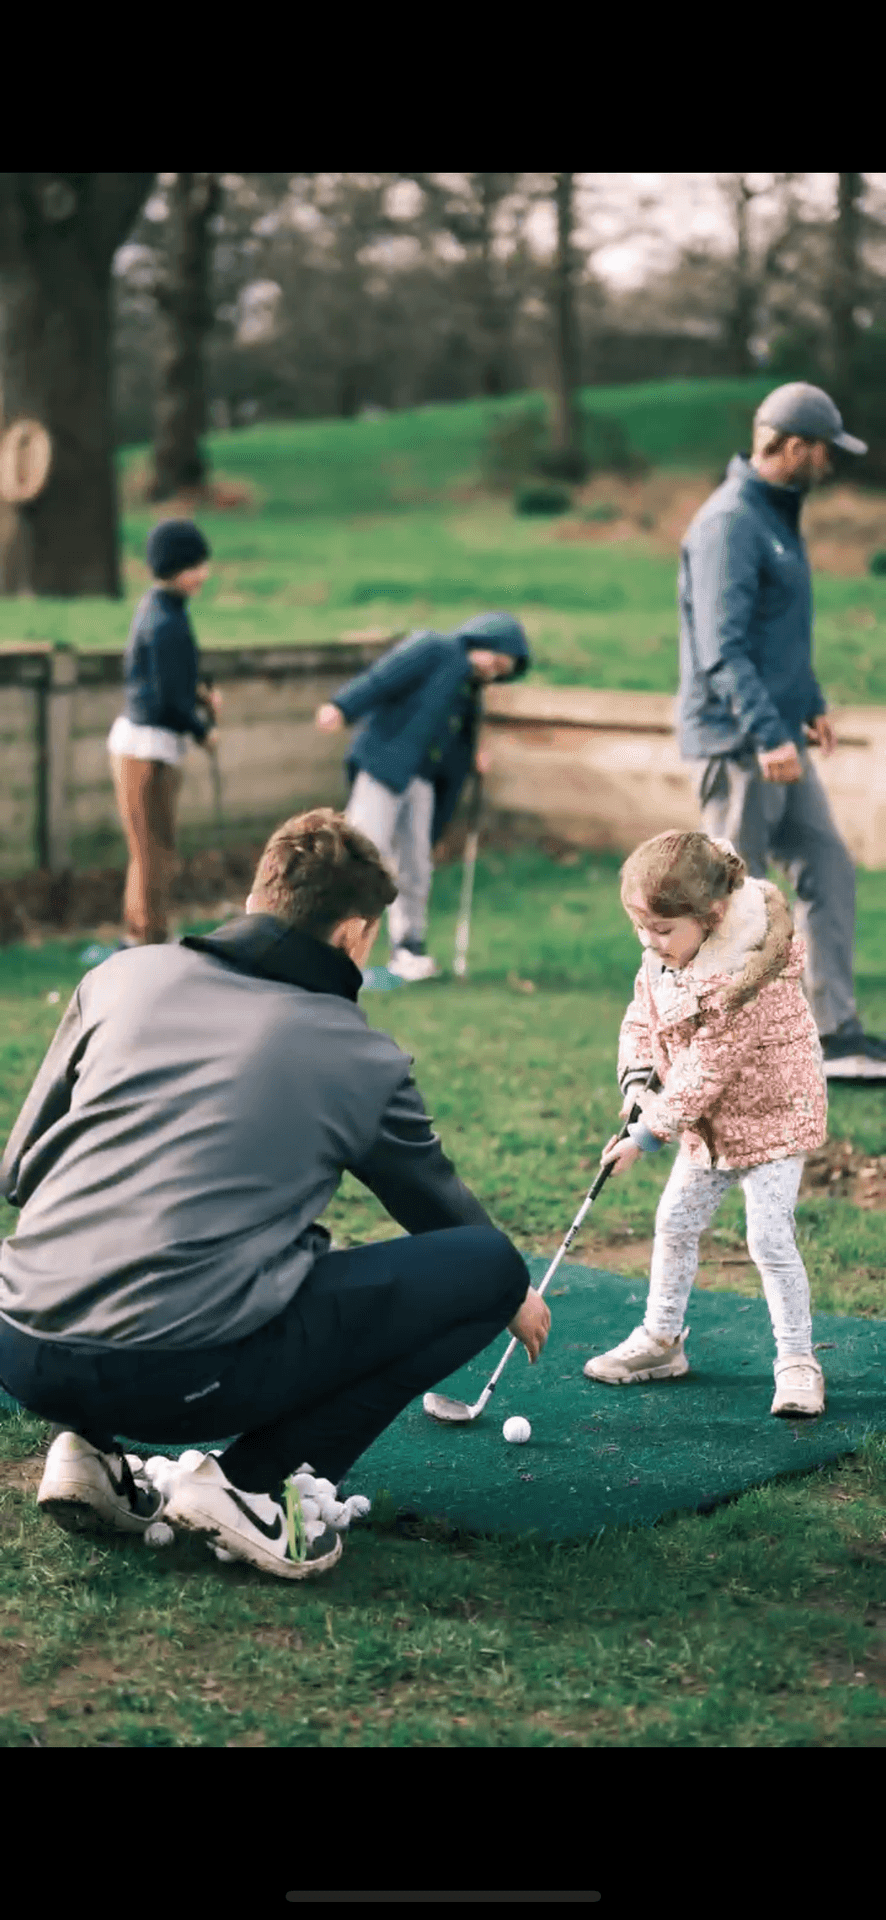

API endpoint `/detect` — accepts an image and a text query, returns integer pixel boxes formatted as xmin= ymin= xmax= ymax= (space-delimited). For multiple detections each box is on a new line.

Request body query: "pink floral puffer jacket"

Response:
xmin=617 ymin=877 xmax=828 ymax=1170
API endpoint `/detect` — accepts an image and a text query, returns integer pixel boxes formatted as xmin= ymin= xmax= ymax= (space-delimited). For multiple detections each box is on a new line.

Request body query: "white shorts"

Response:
xmin=107 ymin=715 xmax=189 ymax=767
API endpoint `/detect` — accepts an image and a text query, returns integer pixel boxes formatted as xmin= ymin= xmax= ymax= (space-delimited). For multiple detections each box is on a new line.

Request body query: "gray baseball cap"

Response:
xmin=756 ymin=381 xmax=867 ymax=454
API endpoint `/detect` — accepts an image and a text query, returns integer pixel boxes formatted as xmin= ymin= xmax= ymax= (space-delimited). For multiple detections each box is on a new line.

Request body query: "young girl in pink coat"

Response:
xmin=585 ymin=829 xmax=828 ymax=1418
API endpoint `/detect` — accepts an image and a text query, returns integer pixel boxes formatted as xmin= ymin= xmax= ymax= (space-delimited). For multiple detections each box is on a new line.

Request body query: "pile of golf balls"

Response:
xmin=502 ymin=1416 xmax=531 ymax=1444
xmin=126 ymin=1451 xmax=371 ymax=1559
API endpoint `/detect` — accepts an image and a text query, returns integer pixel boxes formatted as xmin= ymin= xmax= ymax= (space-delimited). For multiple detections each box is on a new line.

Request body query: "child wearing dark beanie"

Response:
xmin=107 ymin=520 xmax=220 ymax=945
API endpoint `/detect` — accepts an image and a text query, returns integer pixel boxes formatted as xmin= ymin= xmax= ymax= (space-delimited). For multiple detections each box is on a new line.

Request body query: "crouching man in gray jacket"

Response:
xmin=0 ymin=810 xmax=547 ymax=1581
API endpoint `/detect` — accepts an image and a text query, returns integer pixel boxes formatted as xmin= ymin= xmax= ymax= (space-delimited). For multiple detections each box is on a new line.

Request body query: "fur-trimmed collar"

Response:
xmin=646 ymin=879 xmax=795 ymax=1019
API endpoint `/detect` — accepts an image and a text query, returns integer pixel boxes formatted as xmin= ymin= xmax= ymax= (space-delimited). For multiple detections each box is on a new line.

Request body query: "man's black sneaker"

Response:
xmin=820 ymin=1031 xmax=886 ymax=1078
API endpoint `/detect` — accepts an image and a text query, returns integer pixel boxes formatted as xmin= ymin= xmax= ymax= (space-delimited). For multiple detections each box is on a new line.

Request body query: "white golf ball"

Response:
xmin=144 ymin=1521 xmax=176 ymax=1548
xmin=503 ymin=1416 xmax=531 ymax=1444
xmin=178 ymin=1450 xmax=206 ymax=1473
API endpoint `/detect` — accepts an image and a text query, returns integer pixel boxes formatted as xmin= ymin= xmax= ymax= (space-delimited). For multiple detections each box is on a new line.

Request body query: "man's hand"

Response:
xmin=475 ymin=747 xmax=492 ymax=776
xmin=202 ymin=728 xmax=219 ymax=753
xmin=803 ymin=714 xmax=837 ymax=756
xmin=757 ymin=740 xmax=803 ymax=784
xmin=198 ymin=684 xmax=222 ymax=722
xmin=316 ymin=703 xmax=345 ymax=732
xmin=507 ymin=1286 xmax=551 ymax=1364
xmin=600 ymin=1134 xmax=642 ymax=1176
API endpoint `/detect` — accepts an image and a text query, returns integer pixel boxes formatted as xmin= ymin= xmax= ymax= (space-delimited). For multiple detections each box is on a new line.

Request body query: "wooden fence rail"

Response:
xmin=2 ymin=642 xmax=885 ymax=876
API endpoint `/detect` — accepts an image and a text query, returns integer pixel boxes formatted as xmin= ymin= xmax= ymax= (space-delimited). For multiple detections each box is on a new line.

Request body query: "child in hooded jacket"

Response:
xmin=585 ymin=829 xmax=828 ymax=1418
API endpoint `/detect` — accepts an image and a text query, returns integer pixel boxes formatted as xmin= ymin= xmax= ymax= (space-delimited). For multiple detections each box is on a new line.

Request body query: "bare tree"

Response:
xmin=404 ymin=174 xmax=519 ymax=397
xmin=716 ymin=174 xmax=807 ymax=373
xmin=150 ymin=173 xmax=223 ymax=499
xmin=550 ymin=172 xmax=580 ymax=452
xmin=0 ymin=173 xmax=154 ymax=595
xmin=297 ymin=175 xmax=404 ymax=417
xmin=831 ymin=172 xmax=865 ymax=415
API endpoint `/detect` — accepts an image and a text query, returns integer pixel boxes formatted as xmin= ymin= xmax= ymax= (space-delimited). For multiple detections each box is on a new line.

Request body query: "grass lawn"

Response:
xmin=1 ymin=376 xmax=885 ymax=705
xmin=1 ymin=848 xmax=885 ymax=1747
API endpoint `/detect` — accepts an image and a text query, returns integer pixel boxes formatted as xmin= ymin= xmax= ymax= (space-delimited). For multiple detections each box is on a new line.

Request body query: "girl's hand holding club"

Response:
xmin=600 ymin=1134 xmax=642 ymax=1177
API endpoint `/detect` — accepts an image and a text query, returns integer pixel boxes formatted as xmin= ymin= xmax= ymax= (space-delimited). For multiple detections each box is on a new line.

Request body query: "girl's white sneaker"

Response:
xmin=771 ymin=1355 xmax=826 ymax=1417
xmin=583 ymin=1324 xmax=690 ymax=1384
xmin=387 ymin=949 xmax=440 ymax=981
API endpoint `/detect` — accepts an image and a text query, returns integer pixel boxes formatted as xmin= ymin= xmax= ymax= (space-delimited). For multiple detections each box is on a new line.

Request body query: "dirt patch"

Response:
xmin=0 ymin=846 xmax=263 ymax=947
xmin=0 ymin=1456 xmax=44 ymax=1495
xmin=800 ymin=1138 xmax=886 ymax=1211
xmin=532 ymin=1229 xmax=761 ymax=1289
xmin=122 ymin=464 xmax=259 ymax=514
xmin=0 ymin=824 xmax=592 ymax=948
xmin=550 ymin=472 xmax=886 ymax=575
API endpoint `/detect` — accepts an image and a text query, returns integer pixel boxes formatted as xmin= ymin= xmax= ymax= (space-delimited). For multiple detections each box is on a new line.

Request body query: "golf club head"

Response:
xmin=422 ymin=1390 xmax=478 ymax=1423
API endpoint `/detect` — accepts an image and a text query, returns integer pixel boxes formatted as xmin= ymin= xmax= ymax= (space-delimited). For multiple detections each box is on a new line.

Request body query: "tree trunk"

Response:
xmin=476 ymin=175 xmax=508 ymax=397
xmin=337 ymin=369 xmax=360 ymax=418
xmin=831 ymin=172 xmax=864 ymax=412
xmin=831 ymin=174 xmax=886 ymax=485
xmin=150 ymin=174 xmax=222 ymax=501
xmin=550 ymin=174 xmax=579 ymax=452
xmin=724 ymin=177 xmax=757 ymax=375
xmin=0 ymin=174 xmax=153 ymax=595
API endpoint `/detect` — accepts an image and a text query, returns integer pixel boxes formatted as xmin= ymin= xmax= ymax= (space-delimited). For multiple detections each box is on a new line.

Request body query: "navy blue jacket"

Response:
xmin=122 ymin=588 xmax=211 ymax=742
xmin=331 ymin=614 xmax=531 ymax=844
xmin=677 ymin=455 xmax=828 ymax=760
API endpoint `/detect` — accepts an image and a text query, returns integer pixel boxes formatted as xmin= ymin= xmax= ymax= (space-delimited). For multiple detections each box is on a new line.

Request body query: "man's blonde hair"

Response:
xmin=251 ymin=808 xmax=398 ymax=940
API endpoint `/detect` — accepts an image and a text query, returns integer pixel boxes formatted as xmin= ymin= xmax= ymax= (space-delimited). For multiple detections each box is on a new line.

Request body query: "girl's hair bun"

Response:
xmin=620 ymin=830 xmax=747 ymax=927
xmin=708 ymin=837 xmax=748 ymax=893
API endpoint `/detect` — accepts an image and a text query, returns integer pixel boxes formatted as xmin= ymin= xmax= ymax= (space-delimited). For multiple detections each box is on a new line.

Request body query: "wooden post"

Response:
xmin=41 ymin=647 xmax=76 ymax=872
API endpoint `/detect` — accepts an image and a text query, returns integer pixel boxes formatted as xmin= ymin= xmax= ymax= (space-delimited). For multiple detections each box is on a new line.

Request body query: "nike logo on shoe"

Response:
xmin=105 ymin=1453 xmax=139 ymax=1504
xmin=224 ymin=1488 xmax=285 ymax=1543
xmin=107 ymin=1453 xmax=160 ymax=1519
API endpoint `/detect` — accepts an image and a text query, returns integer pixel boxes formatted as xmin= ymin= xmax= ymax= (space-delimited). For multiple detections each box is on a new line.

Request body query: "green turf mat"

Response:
xmin=344 ymin=1260 xmax=886 ymax=1540
xmin=3 ymin=1262 xmax=885 ymax=1541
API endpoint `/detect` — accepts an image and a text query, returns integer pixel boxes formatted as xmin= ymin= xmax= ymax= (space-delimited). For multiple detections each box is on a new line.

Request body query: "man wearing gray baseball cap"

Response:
xmin=677 ymin=382 xmax=886 ymax=1079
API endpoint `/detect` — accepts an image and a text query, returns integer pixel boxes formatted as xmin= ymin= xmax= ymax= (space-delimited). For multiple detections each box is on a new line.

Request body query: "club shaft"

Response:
xmin=477 ymin=1067 xmax=660 ymax=1402
xmin=455 ymin=840 xmax=478 ymax=945
xmin=453 ymin=774 xmax=483 ymax=969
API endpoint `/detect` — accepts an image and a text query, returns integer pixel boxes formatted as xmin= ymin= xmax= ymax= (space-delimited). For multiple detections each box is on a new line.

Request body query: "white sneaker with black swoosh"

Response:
xmin=37 ymin=1431 xmax=165 ymax=1536
xmin=163 ymin=1455 xmax=343 ymax=1579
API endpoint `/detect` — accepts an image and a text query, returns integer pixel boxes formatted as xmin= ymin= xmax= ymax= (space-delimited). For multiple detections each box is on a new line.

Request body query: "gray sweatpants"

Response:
xmin=645 ymin=1152 xmax=812 ymax=1361
xmin=345 ymin=769 xmax=435 ymax=952
xmin=690 ymin=742 xmax=858 ymax=1037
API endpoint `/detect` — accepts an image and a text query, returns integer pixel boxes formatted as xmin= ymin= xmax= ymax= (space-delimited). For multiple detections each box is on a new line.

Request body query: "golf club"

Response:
xmin=207 ymin=738 xmax=223 ymax=831
xmin=453 ymin=770 xmax=484 ymax=978
xmin=423 ymin=1066 xmax=662 ymax=1423
xmin=198 ymin=678 xmax=223 ymax=832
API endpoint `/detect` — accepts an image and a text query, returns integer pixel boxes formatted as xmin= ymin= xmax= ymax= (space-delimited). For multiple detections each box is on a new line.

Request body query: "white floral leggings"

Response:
xmin=645 ymin=1152 xmax=812 ymax=1360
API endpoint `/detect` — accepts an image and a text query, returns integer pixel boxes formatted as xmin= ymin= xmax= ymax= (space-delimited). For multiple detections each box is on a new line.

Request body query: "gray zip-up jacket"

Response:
xmin=677 ymin=454 xmax=828 ymax=759
xmin=0 ymin=918 xmax=496 ymax=1350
